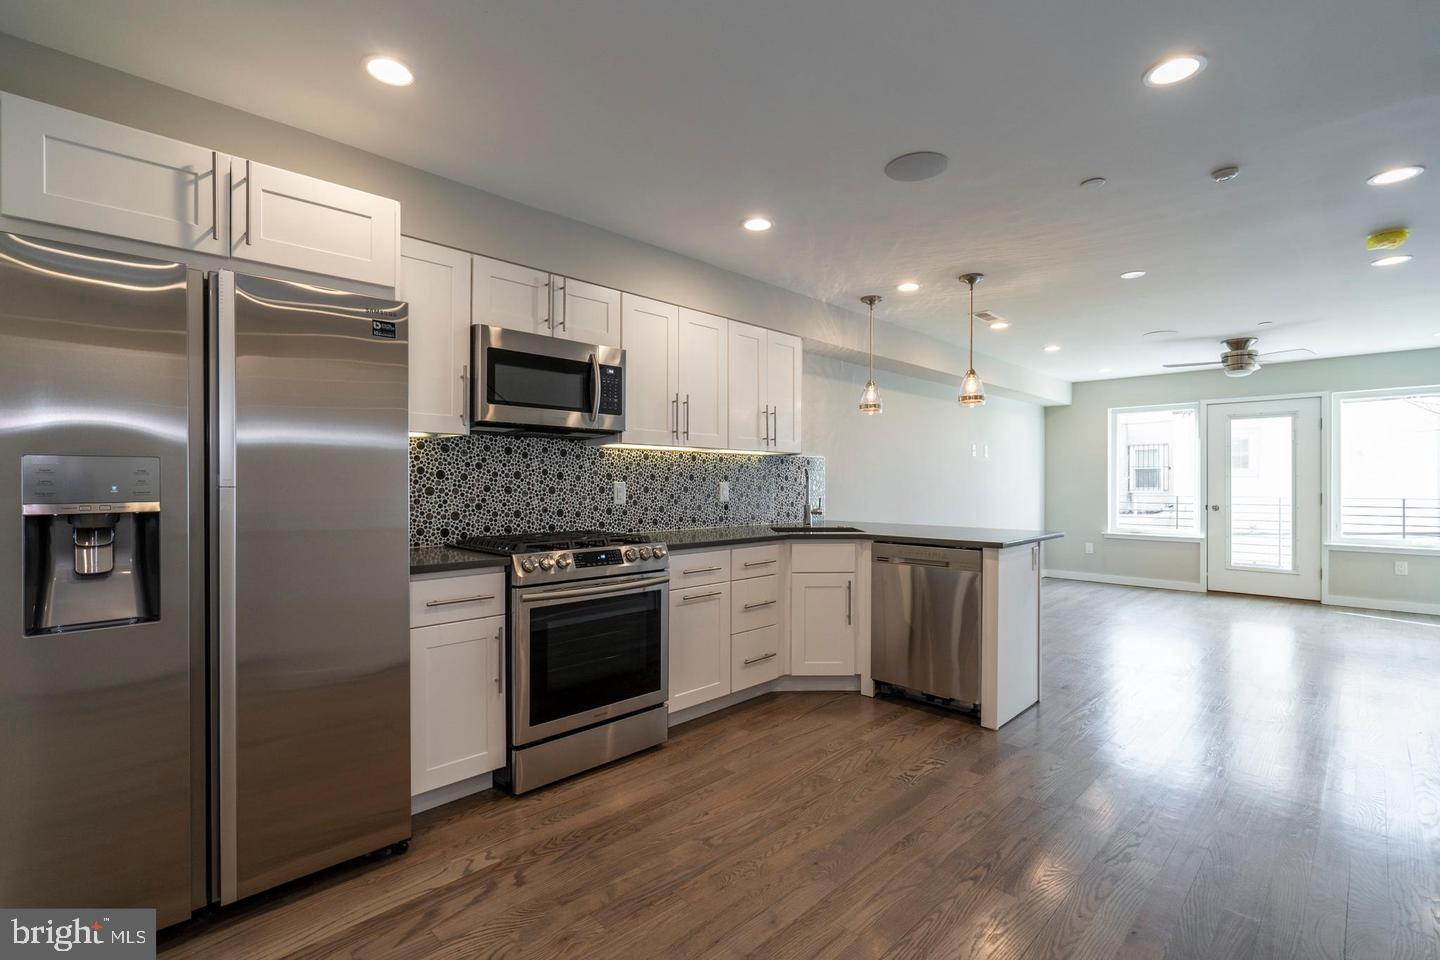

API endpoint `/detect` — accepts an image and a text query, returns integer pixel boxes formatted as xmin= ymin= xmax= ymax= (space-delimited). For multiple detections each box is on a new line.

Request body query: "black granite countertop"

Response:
xmin=411 ymin=523 xmax=1062 ymax=575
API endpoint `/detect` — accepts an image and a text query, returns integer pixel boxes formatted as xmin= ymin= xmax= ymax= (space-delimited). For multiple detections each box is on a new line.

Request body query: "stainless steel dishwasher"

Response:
xmin=872 ymin=542 xmax=983 ymax=707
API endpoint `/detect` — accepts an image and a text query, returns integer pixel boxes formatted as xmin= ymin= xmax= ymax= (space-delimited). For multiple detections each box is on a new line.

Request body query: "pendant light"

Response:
xmin=857 ymin=295 xmax=884 ymax=415
xmin=957 ymin=272 xmax=986 ymax=407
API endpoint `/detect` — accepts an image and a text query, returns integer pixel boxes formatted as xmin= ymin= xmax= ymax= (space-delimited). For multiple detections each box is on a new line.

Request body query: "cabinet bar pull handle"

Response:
xmin=743 ymin=651 xmax=778 ymax=665
xmin=762 ymin=405 xmax=770 ymax=444
xmin=770 ymin=407 xmax=778 ymax=447
xmin=460 ymin=363 xmax=469 ymax=423
xmin=425 ymin=594 xmax=495 ymax=607
xmin=684 ymin=394 xmax=690 ymax=441
xmin=496 ymin=624 xmax=505 ymax=693
xmin=681 ymin=590 xmax=723 ymax=602
xmin=682 ymin=565 xmax=723 ymax=574
xmin=742 ymin=559 xmax=776 ymax=567
xmin=672 ymin=394 xmax=680 ymax=440
xmin=244 ymin=159 xmax=252 ymax=245
xmin=846 ymin=580 xmax=852 ymax=624
xmin=211 ymin=151 xmax=219 ymax=240
xmin=743 ymin=599 xmax=777 ymax=610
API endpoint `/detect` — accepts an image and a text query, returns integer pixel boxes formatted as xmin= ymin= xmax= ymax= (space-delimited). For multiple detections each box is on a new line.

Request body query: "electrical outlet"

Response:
xmin=719 ymin=481 xmax=730 ymax=503
xmin=1395 ymin=560 xmax=1409 ymax=576
xmin=1084 ymin=542 xmax=1095 ymax=555
xmin=613 ymin=480 xmax=627 ymax=507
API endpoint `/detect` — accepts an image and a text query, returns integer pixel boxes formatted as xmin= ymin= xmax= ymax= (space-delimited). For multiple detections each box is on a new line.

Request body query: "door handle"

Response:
xmin=684 ymin=394 xmax=691 ymax=441
xmin=211 ymin=151 xmax=219 ymax=241
xmin=846 ymin=579 xmax=852 ymax=625
xmin=589 ymin=354 xmax=601 ymax=423
xmin=555 ymin=278 xmax=566 ymax=332
xmin=543 ymin=279 xmax=552 ymax=328
xmin=243 ymin=159 xmax=252 ymax=246
xmin=743 ymin=599 xmax=777 ymax=610
xmin=672 ymin=394 xmax=680 ymax=441
xmin=460 ymin=363 xmax=469 ymax=423
xmin=495 ymin=624 xmax=505 ymax=693
xmin=770 ymin=407 xmax=778 ymax=447
xmin=743 ymin=651 xmax=778 ymax=666
xmin=1210 ymin=504 xmax=1220 ymax=511
xmin=762 ymin=404 xmax=770 ymax=444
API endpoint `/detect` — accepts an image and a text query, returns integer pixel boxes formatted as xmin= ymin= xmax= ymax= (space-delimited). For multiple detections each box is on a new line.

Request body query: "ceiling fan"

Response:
xmin=1163 ymin=337 xmax=1316 ymax=377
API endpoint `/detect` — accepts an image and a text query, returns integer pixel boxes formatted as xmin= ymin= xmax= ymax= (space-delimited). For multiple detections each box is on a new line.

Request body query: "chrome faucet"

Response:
xmin=803 ymin=465 xmax=825 ymax=526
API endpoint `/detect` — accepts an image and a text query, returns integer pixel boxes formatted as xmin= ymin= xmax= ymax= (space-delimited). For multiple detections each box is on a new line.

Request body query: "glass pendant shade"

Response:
xmin=958 ymin=368 xmax=986 ymax=406
xmin=858 ymin=378 xmax=883 ymax=414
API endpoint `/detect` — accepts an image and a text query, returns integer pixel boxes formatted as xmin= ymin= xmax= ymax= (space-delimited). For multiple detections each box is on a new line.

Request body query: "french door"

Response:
xmin=1204 ymin=397 xmax=1322 ymax=600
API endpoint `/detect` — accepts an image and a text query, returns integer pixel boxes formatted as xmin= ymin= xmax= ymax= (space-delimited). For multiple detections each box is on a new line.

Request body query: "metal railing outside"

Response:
xmin=1229 ymin=496 xmax=1293 ymax=569
xmin=1341 ymin=497 xmax=1440 ymax=543
xmin=1116 ymin=493 xmax=1197 ymax=531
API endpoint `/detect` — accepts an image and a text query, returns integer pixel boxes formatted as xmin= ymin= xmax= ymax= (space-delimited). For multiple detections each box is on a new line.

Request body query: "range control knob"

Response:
xmin=539 ymin=555 xmax=556 ymax=571
xmin=638 ymin=546 xmax=653 ymax=560
xmin=623 ymin=547 xmax=639 ymax=562
xmin=556 ymin=553 xmax=572 ymax=569
xmin=653 ymin=545 xmax=667 ymax=558
xmin=520 ymin=557 xmax=539 ymax=573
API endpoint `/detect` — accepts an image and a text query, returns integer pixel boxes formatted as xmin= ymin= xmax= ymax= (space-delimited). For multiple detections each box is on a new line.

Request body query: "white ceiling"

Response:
xmin=2 ymin=0 xmax=1437 ymax=382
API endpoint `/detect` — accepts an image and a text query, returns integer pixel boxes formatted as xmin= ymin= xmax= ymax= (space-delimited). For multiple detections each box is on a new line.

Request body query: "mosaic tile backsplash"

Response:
xmin=409 ymin=435 xmax=826 ymax=546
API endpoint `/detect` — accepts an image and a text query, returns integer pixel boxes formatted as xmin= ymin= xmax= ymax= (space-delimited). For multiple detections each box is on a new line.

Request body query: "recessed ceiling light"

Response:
xmin=987 ymin=319 xmax=1010 ymax=331
xmin=742 ymin=217 xmax=773 ymax=232
xmin=1120 ymin=270 xmax=1147 ymax=280
xmin=1367 ymin=165 xmax=1424 ymax=186
xmin=364 ymin=56 xmax=414 ymax=86
xmin=1043 ymin=344 xmax=1062 ymax=352
xmin=1144 ymin=53 xmax=1207 ymax=87
xmin=1099 ymin=367 xmax=1113 ymax=373
xmin=1371 ymin=254 xmax=1412 ymax=267
xmin=896 ymin=281 xmax=920 ymax=293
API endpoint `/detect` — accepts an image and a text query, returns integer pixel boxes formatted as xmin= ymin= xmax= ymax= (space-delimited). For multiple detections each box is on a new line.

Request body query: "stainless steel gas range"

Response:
xmin=452 ymin=531 xmax=670 ymax=793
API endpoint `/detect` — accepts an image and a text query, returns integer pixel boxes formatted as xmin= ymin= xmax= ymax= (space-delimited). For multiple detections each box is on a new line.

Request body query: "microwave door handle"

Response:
xmin=589 ymin=353 xmax=601 ymax=423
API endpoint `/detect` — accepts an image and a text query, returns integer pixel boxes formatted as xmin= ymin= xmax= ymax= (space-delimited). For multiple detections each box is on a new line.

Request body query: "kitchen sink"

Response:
xmin=770 ymin=525 xmax=865 ymax=533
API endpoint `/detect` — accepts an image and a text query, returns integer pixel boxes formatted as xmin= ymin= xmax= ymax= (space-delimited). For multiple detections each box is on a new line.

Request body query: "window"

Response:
xmin=1109 ymin=404 xmax=1200 ymax=535
xmin=1230 ymin=436 xmax=1251 ymax=472
xmin=1334 ymin=388 xmax=1440 ymax=546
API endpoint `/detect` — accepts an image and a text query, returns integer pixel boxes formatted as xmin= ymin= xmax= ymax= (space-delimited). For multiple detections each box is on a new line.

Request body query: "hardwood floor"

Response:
xmin=162 ymin=580 xmax=1440 ymax=960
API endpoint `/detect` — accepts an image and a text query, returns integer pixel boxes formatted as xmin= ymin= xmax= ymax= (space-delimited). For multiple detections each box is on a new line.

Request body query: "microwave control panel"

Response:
xmin=599 ymin=366 xmax=623 ymax=415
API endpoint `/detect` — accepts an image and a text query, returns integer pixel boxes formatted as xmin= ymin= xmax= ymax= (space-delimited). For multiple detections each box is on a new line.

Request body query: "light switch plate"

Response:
xmin=719 ymin=480 xmax=730 ymax=503
xmin=613 ymin=480 xmax=627 ymax=506
xmin=1395 ymin=560 xmax=1409 ymax=576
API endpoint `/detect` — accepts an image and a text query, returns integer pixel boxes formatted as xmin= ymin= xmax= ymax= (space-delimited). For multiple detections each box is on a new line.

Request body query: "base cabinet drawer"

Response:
xmin=732 ymin=625 xmax=783 ymax=691
xmin=790 ymin=542 xmax=856 ymax=573
xmin=410 ymin=615 xmax=506 ymax=794
xmin=410 ymin=571 xmax=505 ymax=627
xmin=731 ymin=543 xmax=781 ymax=579
xmin=731 ymin=574 xmax=780 ymax=633
xmin=671 ymin=549 xmax=732 ymax=588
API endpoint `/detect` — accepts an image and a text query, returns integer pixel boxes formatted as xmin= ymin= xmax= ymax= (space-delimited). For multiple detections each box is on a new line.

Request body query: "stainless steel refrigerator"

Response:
xmin=0 ymin=233 xmax=410 ymax=926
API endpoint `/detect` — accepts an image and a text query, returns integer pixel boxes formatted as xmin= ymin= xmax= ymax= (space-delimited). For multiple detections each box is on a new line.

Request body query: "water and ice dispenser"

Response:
xmin=21 ymin=455 xmax=162 ymax=634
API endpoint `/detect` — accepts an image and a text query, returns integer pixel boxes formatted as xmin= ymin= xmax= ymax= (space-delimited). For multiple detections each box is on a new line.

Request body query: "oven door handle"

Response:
xmin=519 ymin=573 xmax=669 ymax=603
xmin=589 ymin=353 xmax=600 ymax=423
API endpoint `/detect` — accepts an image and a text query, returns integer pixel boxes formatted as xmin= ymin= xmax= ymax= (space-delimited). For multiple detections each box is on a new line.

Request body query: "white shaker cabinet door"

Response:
xmin=669 ymin=582 xmax=732 ymax=712
xmin=620 ymin=294 xmax=679 ymax=446
xmin=676 ymin=308 xmax=728 ymax=450
xmin=472 ymin=255 xmax=552 ymax=335
xmin=400 ymin=237 xmax=472 ymax=435
xmin=766 ymin=330 xmax=803 ymax=453
xmin=410 ymin=616 xmax=506 ymax=795
xmin=790 ymin=572 xmax=856 ymax=676
xmin=555 ymin=277 xmax=621 ymax=347
xmin=727 ymin=320 xmax=768 ymax=451
xmin=0 ymin=92 xmax=229 ymax=254
xmin=232 ymin=159 xmax=399 ymax=286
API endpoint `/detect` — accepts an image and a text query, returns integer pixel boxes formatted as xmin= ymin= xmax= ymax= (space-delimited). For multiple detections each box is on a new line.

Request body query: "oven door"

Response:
xmin=473 ymin=325 xmax=625 ymax=435
xmin=511 ymin=573 xmax=668 ymax=745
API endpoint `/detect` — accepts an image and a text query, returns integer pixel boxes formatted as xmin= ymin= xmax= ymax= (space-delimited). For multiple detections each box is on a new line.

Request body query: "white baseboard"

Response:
xmin=411 ymin=771 xmax=493 ymax=814
xmin=668 ymin=675 xmax=860 ymax=727
xmin=1323 ymin=593 xmax=1440 ymax=617
xmin=1042 ymin=569 xmax=1205 ymax=593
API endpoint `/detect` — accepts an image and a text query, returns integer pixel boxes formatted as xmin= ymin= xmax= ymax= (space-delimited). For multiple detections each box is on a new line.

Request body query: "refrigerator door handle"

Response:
xmin=217 ymin=271 xmax=237 ymax=488
xmin=217 ymin=484 xmax=238 ymax=904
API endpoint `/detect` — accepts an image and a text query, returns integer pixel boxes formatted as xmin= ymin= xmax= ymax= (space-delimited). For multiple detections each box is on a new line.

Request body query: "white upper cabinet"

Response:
xmin=555 ymin=277 xmax=621 ymax=347
xmin=231 ymin=159 xmax=399 ymax=286
xmin=766 ymin=330 xmax=803 ymax=453
xmin=400 ymin=237 xmax=472 ymax=435
xmin=726 ymin=322 xmax=802 ymax=452
xmin=727 ymin=321 xmax=768 ymax=451
xmin=620 ymin=294 xmax=679 ymax=446
xmin=0 ymin=93 xmax=229 ymax=254
xmin=676 ymin=308 xmax=728 ymax=449
xmin=472 ymin=255 xmax=552 ymax=335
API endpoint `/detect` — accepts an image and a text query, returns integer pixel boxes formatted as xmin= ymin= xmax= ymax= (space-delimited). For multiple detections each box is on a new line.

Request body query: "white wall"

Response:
xmin=1045 ymin=347 xmax=1440 ymax=612
xmin=805 ymin=354 xmax=1044 ymax=527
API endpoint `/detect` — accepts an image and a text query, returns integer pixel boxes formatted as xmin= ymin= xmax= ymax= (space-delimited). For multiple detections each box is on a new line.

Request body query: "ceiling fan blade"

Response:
xmin=1162 ymin=361 xmax=1222 ymax=368
xmin=1258 ymin=348 xmax=1316 ymax=359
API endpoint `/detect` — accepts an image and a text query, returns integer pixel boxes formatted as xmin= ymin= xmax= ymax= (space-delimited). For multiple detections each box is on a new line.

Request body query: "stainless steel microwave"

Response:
xmin=470 ymin=325 xmax=625 ymax=437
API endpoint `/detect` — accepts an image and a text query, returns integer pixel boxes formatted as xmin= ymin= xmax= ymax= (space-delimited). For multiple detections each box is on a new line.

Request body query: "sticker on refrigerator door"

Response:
xmin=370 ymin=319 xmax=397 ymax=339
